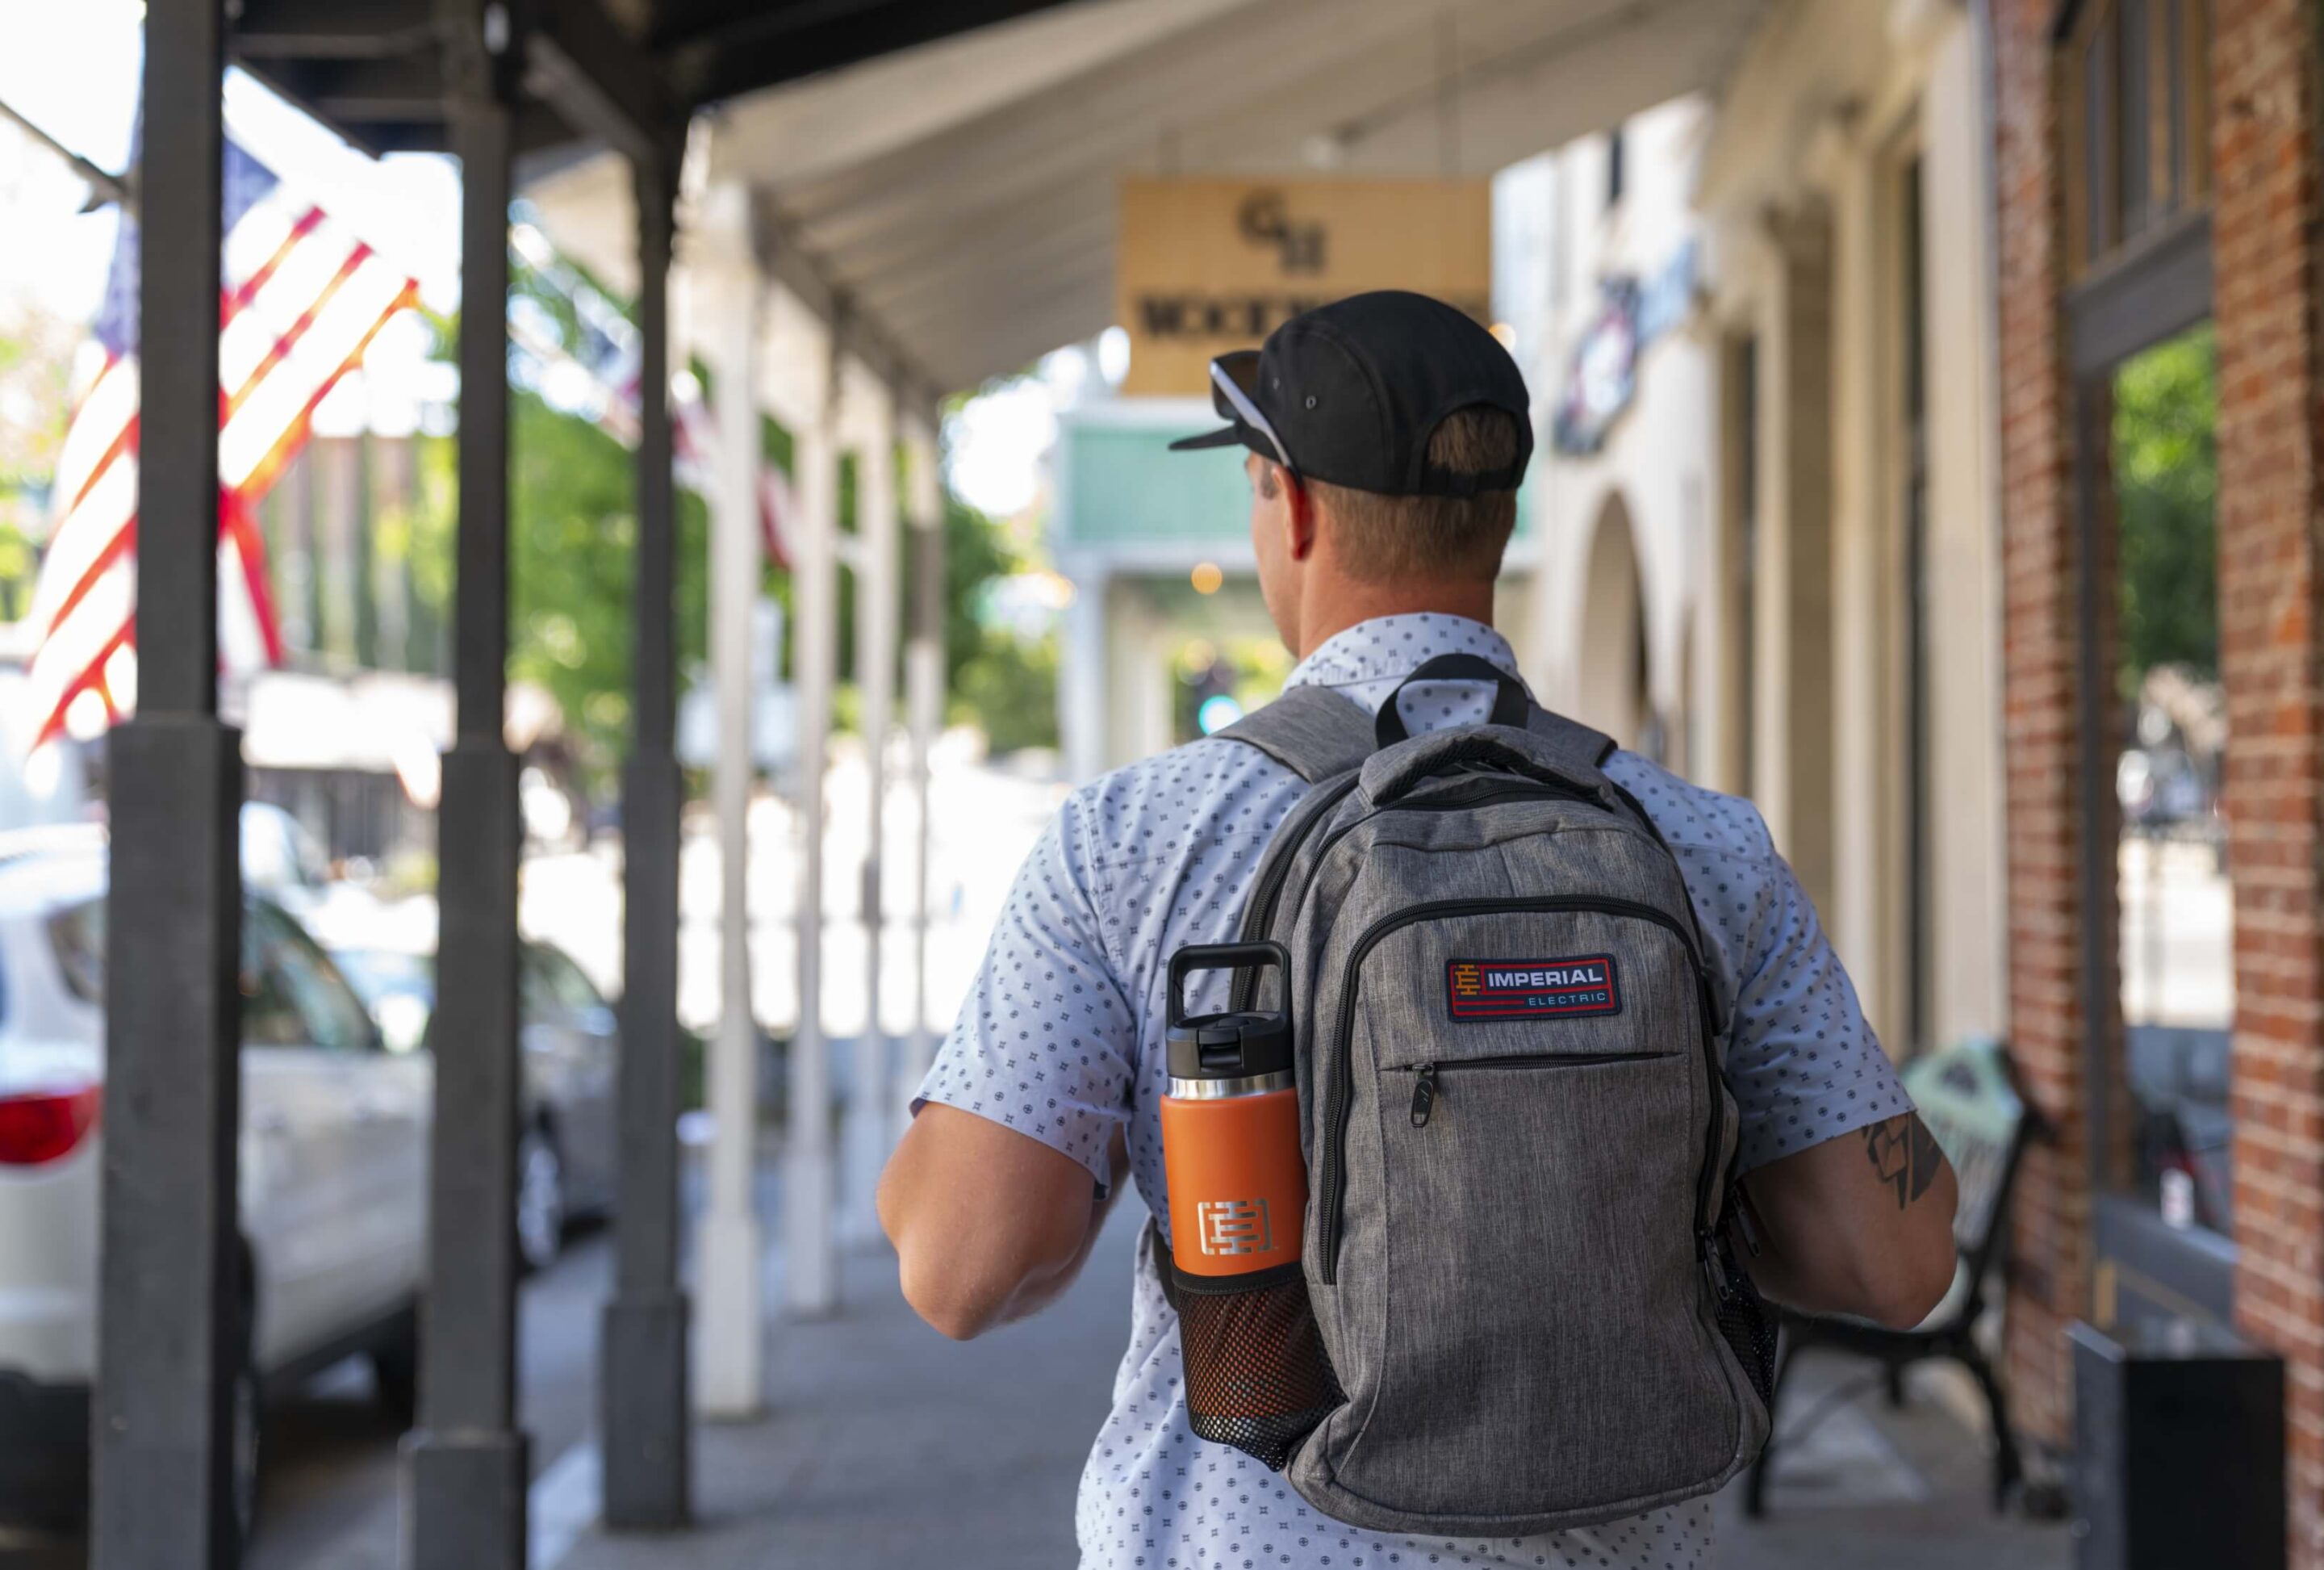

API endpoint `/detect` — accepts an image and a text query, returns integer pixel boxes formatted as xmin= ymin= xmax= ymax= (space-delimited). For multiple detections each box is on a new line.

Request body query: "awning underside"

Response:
xmin=247 ymin=0 xmax=1765 ymax=396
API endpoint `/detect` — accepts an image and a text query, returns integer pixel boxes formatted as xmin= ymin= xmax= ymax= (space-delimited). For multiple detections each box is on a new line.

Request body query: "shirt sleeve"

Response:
xmin=912 ymin=790 xmax=1138 ymax=1189
xmin=1709 ymin=848 xmax=1914 ymax=1174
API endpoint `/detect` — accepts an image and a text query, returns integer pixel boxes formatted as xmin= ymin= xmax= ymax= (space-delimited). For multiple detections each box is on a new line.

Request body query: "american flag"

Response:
xmin=22 ymin=138 xmax=420 ymax=752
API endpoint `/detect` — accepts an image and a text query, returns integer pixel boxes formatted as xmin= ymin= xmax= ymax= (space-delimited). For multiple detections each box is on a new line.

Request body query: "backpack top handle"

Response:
xmin=1360 ymin=729 xmax=1619 ymax=811
xmin=1372 ymin=654 xmax=1532 ymax=745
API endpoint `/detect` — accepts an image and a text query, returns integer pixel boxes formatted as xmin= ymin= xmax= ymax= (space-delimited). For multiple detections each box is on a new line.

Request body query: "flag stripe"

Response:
xmin=30 ymin=623 xmax=131 ymax=754
xmin=223 ymin=204 xmax=324 ymax=322
xmin=223 ymin=238 xmax=374 ymax=419
xmin=219 ymin=220 xmax=362 ymax=400
xmin=51 ymin=358 xmax=136 ymax=516
xmin=225 ymin=279 xmax=414 ymax=497
xmin=31 ymin=451 xmax=136 ymax=634
xmin=25 ymin=555 xmax=133 ymax=748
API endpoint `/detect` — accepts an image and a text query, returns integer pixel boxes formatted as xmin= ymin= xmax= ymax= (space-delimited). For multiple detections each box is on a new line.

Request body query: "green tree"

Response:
xmin=2113 ymin=322 xmax=2219 ymax=690
xmin=945 ymin=491 xmax=1058 ymax=754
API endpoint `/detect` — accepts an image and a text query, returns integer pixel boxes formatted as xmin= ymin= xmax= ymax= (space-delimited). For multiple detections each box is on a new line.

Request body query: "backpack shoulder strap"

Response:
xmin=1218 ymin=685 xmax=1377 ymax=783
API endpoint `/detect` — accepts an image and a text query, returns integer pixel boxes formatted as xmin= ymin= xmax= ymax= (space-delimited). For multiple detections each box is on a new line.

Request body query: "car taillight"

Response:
xmin=0 ymin=1083 xmax=102 ymax=1166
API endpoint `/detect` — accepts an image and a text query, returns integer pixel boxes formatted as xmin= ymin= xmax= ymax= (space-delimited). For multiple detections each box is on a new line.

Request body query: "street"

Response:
xmin=0 ymin=1222 xmax=613 ymax=1570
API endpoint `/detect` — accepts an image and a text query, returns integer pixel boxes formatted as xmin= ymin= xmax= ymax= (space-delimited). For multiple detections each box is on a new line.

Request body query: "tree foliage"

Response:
xmin=409 ymin=247 xmax=1042 ymax=777
xmin=945 ymin=491 xmax=1058 ymax=754
xmin=2112 ymin=323 xmax=2218 ymax=690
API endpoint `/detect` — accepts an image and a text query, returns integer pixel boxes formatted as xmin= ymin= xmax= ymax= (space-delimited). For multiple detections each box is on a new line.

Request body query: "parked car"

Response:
xmin=0 ymin=841 xmax=428 ymax=1542
xmin=324 ymin=933 xmax=618 ymax=1271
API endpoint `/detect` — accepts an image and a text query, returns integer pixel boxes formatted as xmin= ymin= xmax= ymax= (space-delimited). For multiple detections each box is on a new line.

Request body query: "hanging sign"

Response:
xmin=1553 ymin=240 xmax=1699 ymax=456
xmin=1117 ymin=177 xmax=1493 ymax=397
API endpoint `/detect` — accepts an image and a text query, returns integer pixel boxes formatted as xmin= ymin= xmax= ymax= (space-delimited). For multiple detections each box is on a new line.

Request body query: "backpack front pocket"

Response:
xmin=1304 ymin=902 xmax=1748 ymax=1522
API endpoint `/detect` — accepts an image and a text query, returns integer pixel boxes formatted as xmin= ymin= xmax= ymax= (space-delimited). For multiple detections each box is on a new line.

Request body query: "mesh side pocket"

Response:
xmin=1173 ymin=1260 xmax=1341 ymax=1470
xmin=1712 ymin=1247 xmax=1778 ymax=1408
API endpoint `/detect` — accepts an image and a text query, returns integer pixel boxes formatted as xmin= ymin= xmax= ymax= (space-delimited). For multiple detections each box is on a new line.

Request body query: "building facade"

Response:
xmin=1511 ymin=2 xmax=2010 ymax=1066
xmin=1993 ymin=0 xmax=2324 ymax=1559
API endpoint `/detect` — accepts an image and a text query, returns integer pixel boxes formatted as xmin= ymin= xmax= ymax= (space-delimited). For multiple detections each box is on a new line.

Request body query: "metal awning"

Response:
xmin=227 ymin=0 xmax=1077 ymax=161
xmin=522 ymin=0 xmax=1766 ymax=393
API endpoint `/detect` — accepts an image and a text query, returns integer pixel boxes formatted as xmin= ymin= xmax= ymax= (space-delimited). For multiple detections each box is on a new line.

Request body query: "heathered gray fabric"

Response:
xmin=1223 ymin=714 xmax=1768 ymax=1534
xmin=1217 ymin=683 xmax=1376 ymax=782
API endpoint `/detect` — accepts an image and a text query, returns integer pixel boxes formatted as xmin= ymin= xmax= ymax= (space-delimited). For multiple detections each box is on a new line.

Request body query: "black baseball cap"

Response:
xmin=1168 ymin=290 xmax=1532 ymax=497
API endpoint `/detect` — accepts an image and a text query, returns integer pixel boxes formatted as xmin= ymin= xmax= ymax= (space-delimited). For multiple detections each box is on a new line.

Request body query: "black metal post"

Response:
xmin=601 ymin=149 xmax=691 ymax=1532
xmin=94 ymin=3 xmax=245 ymax=1566
xmin=401 ymin=4 xmax=527 ymax=1565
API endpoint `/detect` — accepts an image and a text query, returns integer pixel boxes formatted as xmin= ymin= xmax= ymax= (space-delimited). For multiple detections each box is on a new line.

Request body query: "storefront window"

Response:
xmin=2109 ymin=320 xmax=2227 ymax=1234
xmin=2071 ymin=0 xmax=2211 ymax=277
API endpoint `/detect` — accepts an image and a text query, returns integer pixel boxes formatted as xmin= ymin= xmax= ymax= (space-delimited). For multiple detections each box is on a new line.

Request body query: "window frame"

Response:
xmin=2067 ymin=206 xmax=2227 ymax=1325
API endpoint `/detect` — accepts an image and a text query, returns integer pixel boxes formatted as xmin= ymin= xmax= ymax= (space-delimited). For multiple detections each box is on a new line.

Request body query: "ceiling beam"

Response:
xmin=916 ymin=272 xmax=1113 ymax=390
xmin=748 ymin=201 xmax=946 ymax=410
xmin=298 ymin=56 xmax=449 ymax=124
xmin=231 ymin=0 xmax=437 ymax=61
xmin=664 ymin=0 xmax=1080 ymax=110
xmin=524 ymin=0 xmax=683 ymax=167
xmin=866 ymin=221 xmax=1112 ymax=332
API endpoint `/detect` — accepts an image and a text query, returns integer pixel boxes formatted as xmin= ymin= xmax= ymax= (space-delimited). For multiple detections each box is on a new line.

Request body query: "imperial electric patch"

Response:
xmin=1445 ymin=955 xmax=1622 ymax=1022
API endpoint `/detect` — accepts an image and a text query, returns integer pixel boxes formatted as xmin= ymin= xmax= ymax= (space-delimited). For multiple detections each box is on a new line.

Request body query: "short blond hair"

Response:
xmin=1286 ymin=405 xmax=1522 ymax=584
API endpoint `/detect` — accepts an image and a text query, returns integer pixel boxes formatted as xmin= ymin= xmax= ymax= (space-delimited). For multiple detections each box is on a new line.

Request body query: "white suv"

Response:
xmin=0 ymin=843 xmax=430 ymax=1539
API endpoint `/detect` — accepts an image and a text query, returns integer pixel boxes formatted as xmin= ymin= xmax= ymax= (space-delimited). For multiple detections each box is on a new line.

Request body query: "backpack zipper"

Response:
xmin=1315 ymin=895 xmax=1721 ymax=1285
xmin=1398 ymin=1052 xmax=1681 ymax=1128
xmin=1230 ymin=779 xmax=1592 ymax=1011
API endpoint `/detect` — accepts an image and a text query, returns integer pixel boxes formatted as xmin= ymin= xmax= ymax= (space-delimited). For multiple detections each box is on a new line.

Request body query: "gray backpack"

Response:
xmin=1164 ymin=657 xmax=1774 ymax=1536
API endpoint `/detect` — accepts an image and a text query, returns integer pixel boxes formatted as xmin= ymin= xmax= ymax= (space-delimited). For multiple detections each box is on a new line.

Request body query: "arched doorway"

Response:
xmin=1575 ymin=494 xmax=1650 ymax=751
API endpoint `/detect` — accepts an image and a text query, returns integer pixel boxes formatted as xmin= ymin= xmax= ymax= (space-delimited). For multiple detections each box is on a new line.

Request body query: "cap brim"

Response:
xmin=1168 ymin=425 xmax=1249 ymax=452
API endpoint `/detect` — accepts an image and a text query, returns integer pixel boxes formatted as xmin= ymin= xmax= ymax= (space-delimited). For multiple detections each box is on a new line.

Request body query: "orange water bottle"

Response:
xmin=1159 ymin=941 xmax=1338 ymax=1467
xmin=1160 ymin=941 xmax=1304 ymax=1279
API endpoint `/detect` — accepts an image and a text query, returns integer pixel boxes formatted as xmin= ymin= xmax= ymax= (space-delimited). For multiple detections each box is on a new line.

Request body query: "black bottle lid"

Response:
xmin=1164 ymin=940 xmax=1294 ymax=1083
xmin=1166 ymin=1008 xmax=1294 ymax=1082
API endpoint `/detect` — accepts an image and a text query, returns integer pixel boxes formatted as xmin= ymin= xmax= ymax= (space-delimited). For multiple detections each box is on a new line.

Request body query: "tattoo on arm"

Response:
xmin=1860 ymin=1115 xmax=1944 ymax=1211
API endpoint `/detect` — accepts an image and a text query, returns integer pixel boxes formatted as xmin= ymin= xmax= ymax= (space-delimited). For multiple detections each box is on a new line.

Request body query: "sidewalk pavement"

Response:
xmin=556 ymin=1206 xmax=2071 ymax=1570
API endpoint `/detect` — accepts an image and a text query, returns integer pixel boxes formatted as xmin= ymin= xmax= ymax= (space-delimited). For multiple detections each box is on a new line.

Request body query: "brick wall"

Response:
xmin=1992 ymin=0 xmax=2094 ymax=1456
xmin=1996 ymin=0 xmax=2324 ymax=1557
xmin=2212 ymin=2 xmax=2324 ymax=1563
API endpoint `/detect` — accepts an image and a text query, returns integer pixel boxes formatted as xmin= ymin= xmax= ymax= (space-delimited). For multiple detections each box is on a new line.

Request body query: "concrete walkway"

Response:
xmin=556 ymin=1205 xmax=2070 ymax=1570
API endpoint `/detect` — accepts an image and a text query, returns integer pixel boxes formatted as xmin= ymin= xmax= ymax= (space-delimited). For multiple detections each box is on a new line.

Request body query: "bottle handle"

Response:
xmin=1166 ymin=940 xmax=1290 ymax=1028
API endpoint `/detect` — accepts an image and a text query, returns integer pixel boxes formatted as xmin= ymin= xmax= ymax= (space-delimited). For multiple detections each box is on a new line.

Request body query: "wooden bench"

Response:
xmin=1742 ymin=1036 xmax=2045 ymax=1517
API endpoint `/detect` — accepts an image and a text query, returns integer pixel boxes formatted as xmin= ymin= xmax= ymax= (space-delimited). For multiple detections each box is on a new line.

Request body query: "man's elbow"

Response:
xmin=880 ymin=1181 xmax=1005 ymax=1340
xmin=1857 ymin=1244 xmax=1957 ymax=1330
xmin=1858 ymin=1195 xmax=1962 ymax=1329
xmin=897 ymin=1250 xmax=1003 ymax=1342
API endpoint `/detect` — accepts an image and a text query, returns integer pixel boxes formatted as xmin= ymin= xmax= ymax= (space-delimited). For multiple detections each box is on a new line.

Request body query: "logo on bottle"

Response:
xmin=1196 ymin=1197 xmax=1275 ymax=1257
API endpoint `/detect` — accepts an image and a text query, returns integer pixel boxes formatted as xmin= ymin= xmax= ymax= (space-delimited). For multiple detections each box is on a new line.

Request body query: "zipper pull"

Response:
xmin=1699 ymin=1232 xmax=1734 ymax=1304
xmin=1409 ymin=1063 xmax=1439 ymax=1128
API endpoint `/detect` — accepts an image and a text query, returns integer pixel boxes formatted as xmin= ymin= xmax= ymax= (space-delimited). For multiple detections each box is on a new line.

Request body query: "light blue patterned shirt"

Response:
xmin=917 ymin=613 xmax=1908 ymax=1570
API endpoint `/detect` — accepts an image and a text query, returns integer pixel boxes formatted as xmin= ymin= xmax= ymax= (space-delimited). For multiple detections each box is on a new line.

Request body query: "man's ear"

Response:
xmin=1283 ymin=471 xmax=1318 ymax=563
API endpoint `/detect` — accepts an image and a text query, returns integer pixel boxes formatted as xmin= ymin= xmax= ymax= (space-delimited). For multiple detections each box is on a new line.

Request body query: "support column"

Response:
xmin=94 ymin=4 xmax=244 ymax=1564
xmin=601 ymin=150 xmax=690 ymax=1528
xmin=403 ymin=9 xmax=527 ymax=1565
xmin=696 ymin=256 xmax=764 ymax=1417
xmin=1060 ymin=563 xmax=1109 ymax=784
xmin=897 ymin=417 xmax=945 ymax=1129
xmin=785 ymin=354 xmax=842 ymax=1317
xmin=841 ymin=387 xmax=900 ymax=1245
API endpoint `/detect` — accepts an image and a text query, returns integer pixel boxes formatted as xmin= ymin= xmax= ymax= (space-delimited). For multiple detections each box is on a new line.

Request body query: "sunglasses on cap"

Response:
xmin=1206 ymin=351 xmax=1297 ymax=476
